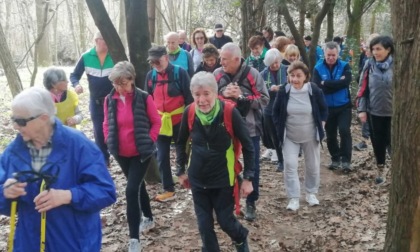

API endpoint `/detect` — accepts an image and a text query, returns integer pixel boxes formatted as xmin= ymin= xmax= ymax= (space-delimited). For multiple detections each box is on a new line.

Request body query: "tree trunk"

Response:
xmin=276 ymin=6 xmax=282 ymax=31
xmin=119 ymin=0 xmax=128 ymax=49
xmin=155 ymin=0 xmax=163 ymax=44
xmin=77 ymin=0 xmax=87 ymax=52
xmin=385 ymin=0 xmax=420 ymax=250
xmin=0 ymin=22 xmax=23 ymax=97
xmin=299 ymin=0 xmax=306 ymax=36
xmin=85 ymin=0 xmax=128 ymax=63
xmin=326 ymin=0 xmax=335 ymax=41
xmin=65 ymin=0 xmax=79 ymax=61
xmin=35 ymin=0 xmax=51 ymax=66
xmin=125 ymin=0 xmax=152 ymax=88
xmin=52 ymin=0 xmax=58 ymax=65
xmin=147 ymin=0 xmax=156 ymax=43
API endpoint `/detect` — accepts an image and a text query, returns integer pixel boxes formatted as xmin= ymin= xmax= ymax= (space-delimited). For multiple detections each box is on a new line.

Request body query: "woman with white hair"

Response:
xmin=260 ymin=48 xmax=284 ymax=171
xmin=43 ymin=67 xmax=83 ymax=127
xmin=176 ymin=72 xmax=255 ymax=251
xmin=1 ymin=87 xmax=116 ymax=251
xmin=103 ymin=61 xmax=161 ymax=251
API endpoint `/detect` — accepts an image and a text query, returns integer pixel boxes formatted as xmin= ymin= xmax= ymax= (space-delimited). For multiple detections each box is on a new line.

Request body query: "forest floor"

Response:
xmin=0 ymin=67 xmax=389 ymax=251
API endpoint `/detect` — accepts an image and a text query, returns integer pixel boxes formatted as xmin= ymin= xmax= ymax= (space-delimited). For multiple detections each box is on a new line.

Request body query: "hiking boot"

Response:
xmin=375 ymin=164 xmax=387 ymax=185
xmin=140 ymin=217 xmax=155 ymax=233
xmin=276 ymin=161 xmax=284 ymax=172
xmin=305 ymin=194 xmax=319 ymax=206
xmin=244 ymin=204 xmax=256 ymax=221
xmin=235 ymin=238 xmax=250 ymax=252
xmin=128 ymin=239 xmax=141 ymax=252
xmin=342 ymin=162 xmax=352 ymax=173
xmin=154 ymin=191 xmax=176 ymax=202
xmin=353 ymin=141 xmax=368 ymax=151
xmin=261 ymin=149 xmax=272 ymax=160
xmin=286 ymin=198 xmax=300 ymax=211
xmin=270 ymin=151 xmax=278 ymax=162
xmin=328 ymin=161 xmax=341 ymax=170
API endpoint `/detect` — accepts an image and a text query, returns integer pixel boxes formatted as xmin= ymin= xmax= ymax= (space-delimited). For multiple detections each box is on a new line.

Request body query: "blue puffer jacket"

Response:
xmin=0 ymin=119 xmax=116 ymax=252
xmin=313 ymin=59 xmax=352 ymax=108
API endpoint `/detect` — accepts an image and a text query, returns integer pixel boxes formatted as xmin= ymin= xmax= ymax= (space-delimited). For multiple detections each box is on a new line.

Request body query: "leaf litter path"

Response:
xmin=0 ymin=68 xmax=387 ymax=251
xmin=100 ymin=132 xmax=388 ymax=252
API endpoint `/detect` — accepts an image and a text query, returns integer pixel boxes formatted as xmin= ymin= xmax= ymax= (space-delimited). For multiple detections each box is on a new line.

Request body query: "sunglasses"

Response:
xmin=148 ymin=59 xmax=161 ymax=66
xmin=11 ymin=114 xmax=41 ymax=127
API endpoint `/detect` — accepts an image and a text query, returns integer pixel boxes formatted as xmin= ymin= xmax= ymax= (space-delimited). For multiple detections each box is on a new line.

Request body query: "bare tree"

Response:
xmin=0 ymin=22 xmax=23 ymax=97
xmin=147 ymin=0 xmax=156 ymax=43
xmin=77 ymin=0 xmax=87 ymax=52
xmin=35 ymin=0 xmax=51 ymax=66
xmin=385 ymin=0 xmax=420 ymax=250
xmin=119 ymin=0 xmax=128 ymax=48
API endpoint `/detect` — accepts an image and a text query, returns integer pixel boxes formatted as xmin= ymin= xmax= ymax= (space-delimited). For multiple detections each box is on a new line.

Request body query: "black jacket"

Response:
xmin=176 ymin=101 xmax=255 ymax=189
xmin=209 ymin=34 xmax=233 ymax=49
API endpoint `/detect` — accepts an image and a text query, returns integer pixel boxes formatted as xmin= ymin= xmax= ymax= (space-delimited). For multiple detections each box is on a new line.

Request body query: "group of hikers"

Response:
xmin=0 ymin=22 xmax=393 ymax=252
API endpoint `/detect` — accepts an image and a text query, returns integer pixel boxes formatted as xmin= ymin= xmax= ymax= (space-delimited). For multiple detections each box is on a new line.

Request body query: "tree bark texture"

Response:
xmin=147 ymin=0 xmax=156 ymax=43
xmin=326 ymin=0 xmax=335 ymax=41
xmin=77 ymin=0 xmax=87 ymax=52
xmin=0 ymin=22 xmax=23 ymax=97
xmin=125 ymin=0 xmax=151 ymax=89
xmin=385 ymin=0 xmax=420 ymax=251
xmin=85 ymin=0 xmax=127 ymax=63
xmin=35 ymin=0 xmax=51 ymax=66
xmin=119 ymin=0 xmax=128 ymax=49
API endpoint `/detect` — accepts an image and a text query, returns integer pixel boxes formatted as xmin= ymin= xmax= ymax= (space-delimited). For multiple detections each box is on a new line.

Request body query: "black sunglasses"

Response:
xmin=11 ymin=115 xmax=41 ymax=127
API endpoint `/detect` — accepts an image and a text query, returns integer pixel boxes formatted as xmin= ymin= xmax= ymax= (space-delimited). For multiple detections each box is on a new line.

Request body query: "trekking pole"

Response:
xmin=40 ymin=179 xmax=47 ymax=252
xmin=8 ymin=201 xmax=17 ymax=252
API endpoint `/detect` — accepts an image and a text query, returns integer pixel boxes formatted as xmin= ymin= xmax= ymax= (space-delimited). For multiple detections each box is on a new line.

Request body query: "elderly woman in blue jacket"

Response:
xmin=0 ymin=87 xmax=116 ymax=252
xmin=272 ymin=61 xmax=328 ymax=211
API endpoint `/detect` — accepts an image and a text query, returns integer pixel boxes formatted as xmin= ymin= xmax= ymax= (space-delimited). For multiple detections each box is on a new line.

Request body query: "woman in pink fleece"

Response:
xmin=103 ymin=61 xmax=161 ymax=252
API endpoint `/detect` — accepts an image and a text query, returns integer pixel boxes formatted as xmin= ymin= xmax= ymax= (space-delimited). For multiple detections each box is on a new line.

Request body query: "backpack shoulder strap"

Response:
xmin=187 ymin=103 xmax=196 ymax=132
xmin=223 ymin=101 xmax=235 ymax=139
xmin=150 ymin=69 xmax=158 ymax=92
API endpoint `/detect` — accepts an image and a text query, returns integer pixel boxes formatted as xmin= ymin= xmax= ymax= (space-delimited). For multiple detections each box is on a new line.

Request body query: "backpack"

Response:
xmin=187 ymin=101 xmax=244 ymax=215
xmin=149 ymin=65 xmax=181 ymax=93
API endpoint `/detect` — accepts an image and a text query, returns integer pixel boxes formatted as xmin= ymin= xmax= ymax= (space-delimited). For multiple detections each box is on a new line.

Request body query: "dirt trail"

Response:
xmin=0 ymin=68 xmax=388 ymax=251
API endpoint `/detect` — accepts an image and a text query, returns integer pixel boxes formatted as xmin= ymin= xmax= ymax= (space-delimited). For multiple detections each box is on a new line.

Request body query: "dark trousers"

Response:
xmin=262 ymin=114 xmax=284 ymax=162
xmin=246 ymin=136 xmax=260 ymax=205
xmin=89 ymin=99 xmax=110 ymax=163
xmin=156 ymin=123 xmax=180 ymax=192
xmin=361 ymin=122 xmax=370 ymax=139
xmin=325 ymin=105 xmax=352 ymax=163
xmin=367 ymin=114 xmax=391 ymax=165
xmin=191 ymin=186 xmax=248 ymax=252
xmin=114 ymin=155 xmax=152 ymax=239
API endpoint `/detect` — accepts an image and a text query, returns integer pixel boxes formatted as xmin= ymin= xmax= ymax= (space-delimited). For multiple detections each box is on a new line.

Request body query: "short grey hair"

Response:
xmin=109 ymin=61 xmax=136 ymax=82
xmin=324 ymin=41 xmax=340 ymax=53
xmin=221 ymin=42 xmax=242 ymax=58
xmin=12 ymin=87 xmax=56 ymax=123
xmin=43 ymin=67 xmax=68 ymax=90
xmin=264 ymin=48 xmax=282 ymax=67
xmin=164 ymin=32 xmax=179 ymax=42
xmin=190 ymin=71 xmax=218 ymax=94
xmin=93 ymin=31 xmax=102 ymax=40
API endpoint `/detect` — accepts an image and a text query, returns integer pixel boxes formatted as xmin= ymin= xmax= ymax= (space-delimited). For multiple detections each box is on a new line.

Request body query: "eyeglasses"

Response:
xmin=11 ymin=114 xmax=41 ymax=127
xmin=195 ymin=37 xmax=205 ymax=40
xmin=148 ymin=59 xmax=161 ymax=66
xmin=112 ymin=79 xmax=131 ymax=87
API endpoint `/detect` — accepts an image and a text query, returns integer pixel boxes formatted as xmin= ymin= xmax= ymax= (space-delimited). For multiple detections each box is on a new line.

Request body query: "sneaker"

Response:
xmin=286 ymin=198 xmax=300 ymax=211
xmin=154 ymin=191 xmax=176 ymax=202
xmin=234 ymin=238 xmax=250 ymax=252
xmin=328 ymin=161 xmax=341 ymax=170
xmin=342 ymin=162 xmax=352 ymax=173
xmin=353 ymin=141 xmax=368 ymax=151
xmin=139 ymin=217 xmax=155 ymax=233
xmin=128 ymin=239 xmax=141 ymax=252
xmin=244 ymin=204 xmax=256 ymax=221
xmin=270 ymin=150 xmax=278 ymax=162
xmin=276 ymin=161 xmax=284 ymax=172
xmin=261 ymin=149 xmax=272 ymax=160
xmin=305 ymin=194 xmax=319 ymax=206
xmin=375 ymin=164 xmax=387 ymax=185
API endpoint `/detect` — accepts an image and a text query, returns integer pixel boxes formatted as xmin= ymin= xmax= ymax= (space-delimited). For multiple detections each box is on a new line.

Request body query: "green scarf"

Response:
xmin=195 ymin=99 xmax=221 ymax=126
xmin=168 ymin=46 xmax=181 ymax=55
